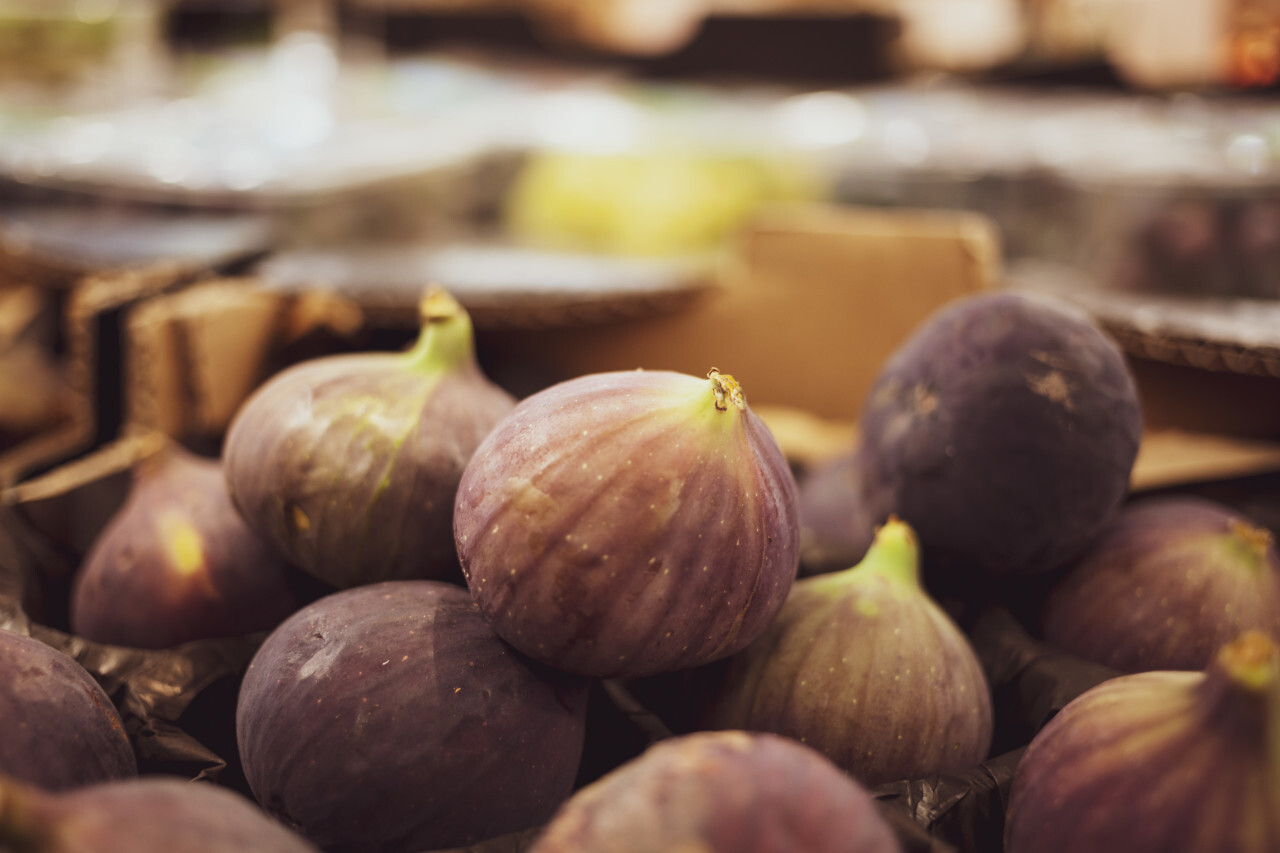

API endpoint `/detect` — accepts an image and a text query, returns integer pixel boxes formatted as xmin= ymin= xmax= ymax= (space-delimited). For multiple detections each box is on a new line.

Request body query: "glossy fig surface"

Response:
xmin=0 ymin=629 xmax=136 ymax=791
xmin=236 ymin=580 xmax=590 ymax=853
xmin=858 ymin=290 xmax=1142 ymax=580
xmin=528 ymin=730 xmax=903 ymax=853
xmin=225 ymin=289 xmax=516 ymax=589
xmin=455 ymin=368 xmax=800 ymax=679
xmin=702 ymin=518 xmax=993 ymax=786
xmin=1042 ymin=496 xmax=1280 ymax=672
xmin=0 ymin=774 xmax=320 ymax=853
xmin=70 ymin=442 xmax=298 ymax=649
xmin=1005 ymin=631 xmax=1280 ymax=853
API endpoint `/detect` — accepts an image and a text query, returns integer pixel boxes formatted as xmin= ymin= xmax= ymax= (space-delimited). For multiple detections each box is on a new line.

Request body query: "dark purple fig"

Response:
xmin=1005 ymin=630 xmax=1280 ymax=853
xmin=236 ymin=580 xmax=590 ymax=853
xmin=69 ymin=440 xmax=298 ymax=649
xmin=528 ymin=730 xmax=903 ymax=853
xmin=798 ymin=449 xmax=876 ymax=576
xmin=1042 ymin=496 xmax=1280 ymax=672
xmin=0 ymin=774 xmax=320 ymax=853
xmin=0 ymin=629 xmax=136 ymax=790
xmin=857 ymin=290 xmax=1142 ymax=580
xmin=454 ymin=368 xmax=800 ymax=679
xmin=224 ymin=288 xmax=516 ymax=589
xmin=701 ymin=517 xmax=993 ymax=786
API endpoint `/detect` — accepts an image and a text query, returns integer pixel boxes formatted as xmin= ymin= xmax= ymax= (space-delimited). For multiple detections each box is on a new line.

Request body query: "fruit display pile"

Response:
xmin=2 ymin=285 xmax=1279 ymax=853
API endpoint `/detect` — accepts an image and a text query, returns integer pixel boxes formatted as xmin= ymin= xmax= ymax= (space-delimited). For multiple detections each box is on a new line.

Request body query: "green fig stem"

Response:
xmin=403 ymin=286 xmax=475 ymax=375
xmin=848 ymin=516 xmax=922 ymax=588
xmin=1196 ymin=632 xmax=1280 ymax=780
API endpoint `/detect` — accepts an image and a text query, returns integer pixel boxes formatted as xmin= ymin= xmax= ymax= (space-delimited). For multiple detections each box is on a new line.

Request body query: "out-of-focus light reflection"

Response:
xmin=269 ymin=31 xmax=339 ymax=90
xmin=530 ymin=90 xmax=644 ymax=154
xmin=220 ymin=148 xmax=272 ymax=191
xmin=75 ymin=0 xmax=117 ymax=25
xmin=883 ymin=118 xmax=930 ymax=166
xmin=62 ymin=120 xmax=114 ymax=164
xmin=1226 ymin=134 xmax=1270 ymax=175
xmin=775 ymin=92 xmax=867 ymax=150
xmin=145 ymin=137 xmax=198 ymax=185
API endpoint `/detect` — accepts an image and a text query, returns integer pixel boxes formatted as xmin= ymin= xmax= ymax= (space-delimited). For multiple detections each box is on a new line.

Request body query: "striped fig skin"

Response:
xmin=702 ymin=520 xmax=993 ymax=786
xmin=528 ymin=731 xmax=903 ymax=853
xmin=454 ymin=369 xmax=800 ymax=679
xmin=1005 ymin=632 xmax=1280 ymax=853
xmin=1042 ymin=496 xmax=1280 ymax=672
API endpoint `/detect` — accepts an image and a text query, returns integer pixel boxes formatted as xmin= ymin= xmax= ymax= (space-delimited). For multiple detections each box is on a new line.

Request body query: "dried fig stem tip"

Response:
xmin=1228 ymin=518 xmax=1275 ymax=563
xmin=707 ymin=369 xmax=746 ymax=412
xmin=419 ymin=285 xmax=463 ymax=325
xmin=407 ymin=285 xmax=475 ymax=375
xmin=1217 ymin=631 xmax=1279 ymax=692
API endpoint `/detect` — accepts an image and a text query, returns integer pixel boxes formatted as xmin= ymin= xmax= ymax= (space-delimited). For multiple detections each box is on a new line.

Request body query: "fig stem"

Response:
xmin=848 ymin=516 xmax=922 ymax=588
xmin=1228 ymin=518 xmax=1274 ymax=566
xmin=405 ymin=286 xmax=475 ymax=375
xmin=1215 ymin=631 xmax=1278 ymax=693
xmin=707 ymin=369 xmax=746 ymax=412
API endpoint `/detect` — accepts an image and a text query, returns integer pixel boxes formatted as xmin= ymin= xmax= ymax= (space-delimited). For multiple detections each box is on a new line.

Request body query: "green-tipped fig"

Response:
xmin=70 ymin=439 xmax=298 ymax=649
xmin=0 ymin=630 xmax=136 ymax=790
xmin=0 ymin=774 xmax=320 ymax=853
xmin=528 ymin=730 xmax=903 ymax=853
xmin=702 ymin=518 xmax=993 ymax=786
xmin=224 ymin=288 xmax=516 ymax=589
xmin=1005 ymin=631 xmax=1280 ymax=853
xmin=454 ymin=368 xmax=800 ymax=679
xmin=1042 ymin=496 xmax=1280 ymax=672
xmin=236 ymin=580 xmax=590 ymax=853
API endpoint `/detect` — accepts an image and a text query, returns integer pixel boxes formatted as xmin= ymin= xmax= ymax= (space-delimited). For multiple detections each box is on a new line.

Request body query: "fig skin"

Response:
xmin=701 ymin=518 xmax=993 ymax=786
xmin=1005 ymin=631 xmax=1280 ymax=853
xmin=857 ymin=290 xmax=1142 ymax=580
xmin=797 ymin=449 xmax=876 ymax=576
xmin=454 ymin=368 xmax=800 ymax=679
xmin=0 ymin=630 xmax=137 ymax=791
xmin=528 ymin=730 xmax=903 ymax=853
xmin=224 ymin=289 xmax=516 ymax=590
xmin=0 ymin=774 xmax=321 ymax=853
xmin=1042 ymin=496 xmax=1280 ymax=672
xmin=236 ymin=580 xmax=590 ymax=853
xmin=69 ymin=441 xmax=298 ymax=649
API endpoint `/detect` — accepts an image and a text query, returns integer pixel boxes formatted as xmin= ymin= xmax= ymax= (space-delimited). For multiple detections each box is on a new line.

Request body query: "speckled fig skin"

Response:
xmin=528 ymin=730 xmax=903 ymax=853
xmin=857 ymin=290 xmax=1142 ymax=581
xmin=70 ymin=442 xmax=298 ymax=649
xmin=702 ymin=518 xmax=993 ymax=786
xmin=1005 ymin=631 xmax=1280 ymax=853
xmin=236 ymin=580 xmax=590 ymax=853
xmin=0 ymin=774 xmax=321 ymax=853
xmin=224 ymin=289 xmax=516 ymax=589
xmin=0 ymin=630 xmax=136 ymax=791
xmin=1042 ymin=496 xmax=1280 ymax=673
xmin=798 ymin=450 xmax=876 ymax=576
xmin=454 ymin=368 xmax=800 ymax=679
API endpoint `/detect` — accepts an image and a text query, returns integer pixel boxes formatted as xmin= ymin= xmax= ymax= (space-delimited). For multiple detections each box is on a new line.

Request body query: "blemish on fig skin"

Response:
xmin=1027 ymin=370 xmax=1076 ymax=412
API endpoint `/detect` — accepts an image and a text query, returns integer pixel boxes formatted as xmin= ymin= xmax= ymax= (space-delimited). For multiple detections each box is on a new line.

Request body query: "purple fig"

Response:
xmin=69 ymin=440 xmax=298 ymax=649
xmin=0 ymin=774 xmax=320 ymax=853
xmin=797 ymin=449 xmax=876 ymax=576
xmin=224 ymin=288 xmax=516 ymax=589
xmin=1005 ymin=630 xmax=1280 ymax=853
xmin=701 ymin=517 xmax=993 ymax=786
xmin=454 ymin=368 xmax=800 ymax=679
xmin=528 ymin=730 xmax=903 ymax=853
xmin=1042 ymin=496 xmax=1280 ymax=672
xmin=0 ymin=629 xmax=136 ymax=790
xmin=857 ymin=290 xmax=1142 ymax=580
xmin=236 ymin=580 xmax=590 ymax=853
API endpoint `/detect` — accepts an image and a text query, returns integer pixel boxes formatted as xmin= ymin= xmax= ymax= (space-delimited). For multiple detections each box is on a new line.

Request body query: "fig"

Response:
xmin=236 ymin=580 xmax=590 ymax=853
xmin=1005 ymin=630 xmax=1280 ymax=853
xmin=0 ymin=629 xmax=136 ymax=790
xmin=528 ymin=730 xmax=903 ymax=853
xmin=224 ymin=287 xmax=516 ymax=589
xmin=69 ymin=440 xmax=298 ymax=649
xmin=454 ymin=368 xmax=800 ymax=679
xmin=1041 ymin=495 xmax=1280 ymax=672
xmin=797 ymin=449 xmax=876 ymax=576
xmin=0 ymin=774 xmax=320 ymax=853
xmin=857 ymin=290 xmax=1142 ymax=580
xmin=700 ymin=517 xmax=993 ymax=786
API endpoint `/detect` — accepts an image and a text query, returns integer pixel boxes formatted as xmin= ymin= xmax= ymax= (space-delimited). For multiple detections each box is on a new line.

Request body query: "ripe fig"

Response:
xmin=702 ymin=518 xmax=993 ymax=786
xmin=224 ymin=288 xmax=516 ymax=589
xmin=1042 ymin=496 xmax=1280 ymax=672
xmin=1005 ymin=631 xmax=1280 ymax=853
xmin=69 ymin=440 xmax=298 ymax=649
xmin=454 ymin=368 xmax=800 ymax=679
xmin=0 ymin=774 xmax=320 ymax=853
xmin=236 ymin=580 xmax=590 ymax=853
xmin=0 ymin=629 xmax=136 ymax=790
xmin=857 ymin=290 xmax=1142 ymax=580
xmin=797 ymin=449 xmax=876 ymax=576
xmin=528 ymin=730 xmax=903 ymax=853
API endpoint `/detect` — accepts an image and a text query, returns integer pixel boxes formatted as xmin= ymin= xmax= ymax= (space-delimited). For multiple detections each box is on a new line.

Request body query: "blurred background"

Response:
xmin=2 ymin=0 xmax=1279 ymax=482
